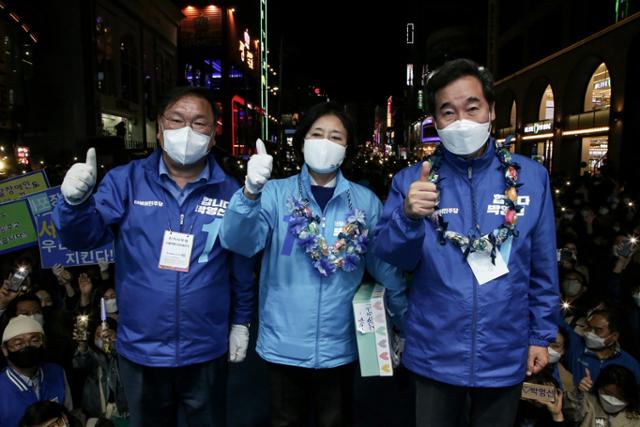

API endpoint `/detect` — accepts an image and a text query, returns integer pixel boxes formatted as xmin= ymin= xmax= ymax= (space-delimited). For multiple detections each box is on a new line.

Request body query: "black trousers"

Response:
xmin=266 ymin=361 xmax=355 ymax=427
xmin=118 ymin=354 xmax=227 ymax=427
xmin=415 ymin=374 xmax=522 ymax=427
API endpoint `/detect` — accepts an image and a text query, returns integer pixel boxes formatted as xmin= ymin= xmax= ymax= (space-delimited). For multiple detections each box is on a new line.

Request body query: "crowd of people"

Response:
xmin=0 ymin=58 xmax=639 ymax=427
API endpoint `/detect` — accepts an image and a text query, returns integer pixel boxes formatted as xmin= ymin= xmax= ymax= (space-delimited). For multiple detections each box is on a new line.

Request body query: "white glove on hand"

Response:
xmin=245 ymin=139 xmax=272 ymax=195
xmin=97 ymin=261 xmax=110 ymax=273
xmin=391 ymin=334 xmax=405 ymax=368
xmin=228 ymin=324 xmax=250 ymax=363
xmin=61 ymin=148 xmax=97 ymax=205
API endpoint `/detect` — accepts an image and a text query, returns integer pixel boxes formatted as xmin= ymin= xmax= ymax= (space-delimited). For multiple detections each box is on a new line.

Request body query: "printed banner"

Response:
xmin=27 ymin=186 xmax=115 ymax=268
xmin=0 ymin=199 xmax=38 ymax=255
xmin=0 ymin=170 xmax=49 ymax=203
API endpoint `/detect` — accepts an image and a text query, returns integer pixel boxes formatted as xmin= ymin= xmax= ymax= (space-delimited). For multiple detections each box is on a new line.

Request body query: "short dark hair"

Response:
xmin=292 ymin=101 xmax=357 ymax=166
xmin=5 ymin=292 xmax=41 ymax=319
xmin=19 ymin=401 xmax=70 ymax=427
xmin=157 ymin=86 xmax=218 ymax=121
xmin=588 ymin=308 xmax=622 ymax=334
xmin=594 ymin=364 xmax=639 ymax=415
xmin=425 ymin=58 xmax=495 ymax=115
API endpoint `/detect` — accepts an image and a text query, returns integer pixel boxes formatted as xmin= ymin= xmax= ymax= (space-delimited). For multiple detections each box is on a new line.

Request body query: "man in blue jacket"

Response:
xmin=374 ymin=59 xmax=559 ymax=426
xmin=0 ymin=315 xmax=71 ymax=427
xmin=53 ymin=87 xmax=255 ymax=427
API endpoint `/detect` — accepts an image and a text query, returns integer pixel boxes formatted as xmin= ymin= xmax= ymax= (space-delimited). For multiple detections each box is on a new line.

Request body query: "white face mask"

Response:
xmin=303 ymin=138 xmax=346 ymax=174
xmin=584 ymin=331 xmax=608 ymax=350
xmin=598 ymin=392 xmax=628 ymax=414
xmin=562 ymin=280 xmax=582 ymax=297
xmin=28 ymin=313 xmax=44 ymax=327
xmin=162 ymin=126 xmax=212 ymax=165
xmin=94 ymin=338 xmax=104 ymax=351
xmin=436 ymin=116 xmax=491 ymax=156
xmin=547 ymin=346 xmax=562 ymax=364
xmin=633 ymin=293 xmax=640 ymax=307
xmin=105 ymin=298 xmax=118 ymax=314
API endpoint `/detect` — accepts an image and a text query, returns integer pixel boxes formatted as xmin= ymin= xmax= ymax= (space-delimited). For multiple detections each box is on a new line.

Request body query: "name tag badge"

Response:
xmin=463 ymin=246 xmax=509 ymax=285
xmin=333 ymin=220 xmax=346 ymax=237
xmin=159 ymin=230 xmax=194 ymax=272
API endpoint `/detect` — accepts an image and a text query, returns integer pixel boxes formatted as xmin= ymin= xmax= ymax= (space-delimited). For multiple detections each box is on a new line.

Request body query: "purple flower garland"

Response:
xmin=286 ymin=197 xmax=369 ymax=277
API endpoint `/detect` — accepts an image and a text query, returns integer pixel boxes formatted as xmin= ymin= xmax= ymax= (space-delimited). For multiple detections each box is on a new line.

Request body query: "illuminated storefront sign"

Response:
xmin=16 ymin=146 xmax=30 ymax=165
xmin=238 ymin=29 xmax=255 ymax=70
xmin=524 ymin=120 xmax=553 ymax=135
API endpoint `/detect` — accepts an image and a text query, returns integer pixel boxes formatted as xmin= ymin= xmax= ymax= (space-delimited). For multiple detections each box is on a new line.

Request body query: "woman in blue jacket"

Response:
xmin=220 ymin=102 xmax=407 ymax=426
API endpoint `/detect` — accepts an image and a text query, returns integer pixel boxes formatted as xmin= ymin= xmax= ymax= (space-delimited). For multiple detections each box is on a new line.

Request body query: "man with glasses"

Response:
xmin=0 ymin=315 xmax=72 ymax=427
xmin=53 ymin=87 xmax=255 ymax=427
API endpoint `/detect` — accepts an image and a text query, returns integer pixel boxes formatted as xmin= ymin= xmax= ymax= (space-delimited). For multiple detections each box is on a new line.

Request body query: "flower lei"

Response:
xmin=428 ymin=136 xmax=522 ymax=264
xmin=286 ymin=185 xmax=369 ymax=277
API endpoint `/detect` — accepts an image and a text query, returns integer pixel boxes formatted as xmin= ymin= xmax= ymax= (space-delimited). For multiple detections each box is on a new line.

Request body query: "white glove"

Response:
xmin=244 ymin=139 xmax=272 ymax=195
xmin=97 ymin=261 xmax=110 ymax=273
xmin=391 ymin=334 xmax=405 ymax=368
xmin=228 ymin=324 xmax=250 ymax=363
xmin=61 ymin=148 xmax=97 ymax=205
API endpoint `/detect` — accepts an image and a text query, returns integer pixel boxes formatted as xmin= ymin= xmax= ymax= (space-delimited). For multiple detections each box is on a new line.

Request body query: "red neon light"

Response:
xmin=231 ymin=95 xmax=245 ymax=157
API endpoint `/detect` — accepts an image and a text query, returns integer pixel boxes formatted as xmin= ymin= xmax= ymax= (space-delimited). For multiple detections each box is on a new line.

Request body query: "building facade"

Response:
xmin=0 ymin=0 xmax=181 ymax=176
xmin=494 ymin=11 xmax=640 ymax=181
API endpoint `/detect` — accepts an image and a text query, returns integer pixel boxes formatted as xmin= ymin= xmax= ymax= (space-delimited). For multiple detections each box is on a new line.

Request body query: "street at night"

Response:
xmin=0 ymin=1 xmax=640 ymax=426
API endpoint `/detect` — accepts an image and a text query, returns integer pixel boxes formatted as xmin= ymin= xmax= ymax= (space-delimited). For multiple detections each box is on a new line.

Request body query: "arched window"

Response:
xmin=509 ymin=100 xmax=517 ymax=127
xmin=584 ymin=63 xmax=611 ymax=111
xmin=120 ymin=34 xmax=138 ymax=102
xmin=538 ymin=85 xmax=554 ymax=120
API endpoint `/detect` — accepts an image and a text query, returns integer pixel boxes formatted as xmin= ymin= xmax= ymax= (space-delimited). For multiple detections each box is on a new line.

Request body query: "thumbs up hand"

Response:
xmin=244 ymin=139 xmax=273 ymax=198
xmin=578 ymin=368 xmax=593 ymax=392
xmin=403 ymin=161 xmax=439 ymax=219
xmin=61 ymin=148 xmax=98 ymax=205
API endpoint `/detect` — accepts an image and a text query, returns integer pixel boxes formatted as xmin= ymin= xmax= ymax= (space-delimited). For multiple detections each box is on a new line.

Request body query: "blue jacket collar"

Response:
xmin=300 ymin=164 xmax=350 ymax=201
xmin=6 ymin=366 xmax=43 ymax=392
xmin=442 ymin=138 xmax=496 ymax=176
xmin=143 ymin=149 xmax=226 ymax=185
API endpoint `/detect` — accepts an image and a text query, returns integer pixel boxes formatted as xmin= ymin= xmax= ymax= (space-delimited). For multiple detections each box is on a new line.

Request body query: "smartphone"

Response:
xmin=7 ymin=267 xmax=28 ymax=292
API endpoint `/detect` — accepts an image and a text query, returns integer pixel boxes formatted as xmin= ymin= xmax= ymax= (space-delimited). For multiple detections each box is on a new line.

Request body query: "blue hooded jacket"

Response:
xmin=374 ymin=140 xmax=559 ymax=387
xmin=220 ymin=165 xmax=407 ymax=368
xmin=53 ymin=150 xmax=255 ymax=367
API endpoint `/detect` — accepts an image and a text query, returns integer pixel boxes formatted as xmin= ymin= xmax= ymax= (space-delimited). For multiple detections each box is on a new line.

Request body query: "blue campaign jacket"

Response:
xmin=374 ymin=140 xmax=559 ymax=387
xmin=220 ymin=165 xmax=408 ymax=369
xmin=0 ymin=364 xmax=66 ymax=427
xmin=53 ymin=150 xmax=255 ymax=367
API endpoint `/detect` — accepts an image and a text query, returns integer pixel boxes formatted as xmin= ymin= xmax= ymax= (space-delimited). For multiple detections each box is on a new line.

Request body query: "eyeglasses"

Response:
xmin=6 ymin=335 xmax=43 ymax=352
xmin=162 ymin=115 xmax=213 ymax=134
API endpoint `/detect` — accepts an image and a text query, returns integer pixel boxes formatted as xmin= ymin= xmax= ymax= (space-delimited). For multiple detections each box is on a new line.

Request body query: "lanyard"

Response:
xmin=158 ymin=189 xmax=195 ymax=234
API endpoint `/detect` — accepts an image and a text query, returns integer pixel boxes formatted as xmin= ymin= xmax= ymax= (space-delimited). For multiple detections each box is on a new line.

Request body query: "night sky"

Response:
xmin=269 ymin=1 xmax=409 ymax=105
xmin=269 ymin=1 xmax=488 ymax=106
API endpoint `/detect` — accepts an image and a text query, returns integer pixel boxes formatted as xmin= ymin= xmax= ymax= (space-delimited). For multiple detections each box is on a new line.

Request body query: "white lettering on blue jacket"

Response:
xmin=374 ymin=140 xmax=559 ymax=387
xmin=220 ymin=165 xmax=408 ymax=369
xmin=53 ymin=150 xmax=255 ymax=367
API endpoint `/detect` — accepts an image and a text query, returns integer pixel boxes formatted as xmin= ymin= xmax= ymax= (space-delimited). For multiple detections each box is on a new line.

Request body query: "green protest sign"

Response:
xmin=0 ymin=199 xmax=38 ymax=254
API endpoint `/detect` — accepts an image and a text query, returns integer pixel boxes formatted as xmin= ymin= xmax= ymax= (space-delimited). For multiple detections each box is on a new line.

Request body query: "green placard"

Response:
xmin=0 ymin=170 xmax=50 ymax=203
xmin=0 ymin=199 xmax=38 ymax=254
